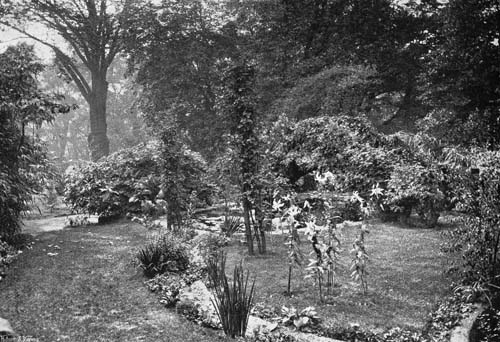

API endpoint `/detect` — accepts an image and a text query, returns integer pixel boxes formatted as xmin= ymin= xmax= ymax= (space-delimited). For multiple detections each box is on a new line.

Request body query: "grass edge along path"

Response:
xmin=0 ymin=220 xmax=230 ymax=342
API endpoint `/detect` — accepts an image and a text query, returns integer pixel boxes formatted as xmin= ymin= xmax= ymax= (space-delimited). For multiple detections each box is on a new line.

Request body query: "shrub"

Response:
xmin=339 ymin=200 xmax=363 ymax=221
xmin=384 ymin=162 xmax=447 ymax=227
xmin=207 ymin=253 xmax=255 ymax=338
xmin=136 ymin=232 xmax=190 ymax=278
xmin=0 ymin=44 xmax=69 ymax=239
xmin=268 ymin=115 xmax=408 ymax=201
xmin=270 ymin=117 xmax=465 ymax=226
xmin=443 ymin=151 xmax=500 ymax=289
xmin=64 ymin=140 xmax=213 ymax=219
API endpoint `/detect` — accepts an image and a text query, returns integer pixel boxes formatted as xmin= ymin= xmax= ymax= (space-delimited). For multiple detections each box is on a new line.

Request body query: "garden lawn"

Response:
xmin=0 ymin=220 xmax=230 ymax=342
xmin=225 ymin=220 xmax=456 ymax=332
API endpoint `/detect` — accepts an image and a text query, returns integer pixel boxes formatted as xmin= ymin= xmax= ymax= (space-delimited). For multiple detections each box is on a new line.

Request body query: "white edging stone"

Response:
xmin=0 ymin=317 xmax=16 ymax=337
xmin=449 ymin=304 xmax=485 ymax=342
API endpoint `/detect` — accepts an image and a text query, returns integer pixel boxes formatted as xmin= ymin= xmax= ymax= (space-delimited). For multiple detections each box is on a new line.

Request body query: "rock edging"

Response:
xmin=0 ymin=317 xmax=16 ymax=337
xmin=449 ymin=304 xmax=485 ymax=342
xmin=176 ymin=280 xmax=344 ymax=342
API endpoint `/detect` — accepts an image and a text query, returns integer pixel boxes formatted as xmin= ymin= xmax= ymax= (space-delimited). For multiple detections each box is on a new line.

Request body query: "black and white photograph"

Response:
xmin=0 ymin=0 xmax=499 ymax=341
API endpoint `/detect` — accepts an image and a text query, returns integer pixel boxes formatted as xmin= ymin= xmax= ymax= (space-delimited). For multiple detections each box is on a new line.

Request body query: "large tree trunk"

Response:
xmin=87 ymin=72 xmax=109 ymax=161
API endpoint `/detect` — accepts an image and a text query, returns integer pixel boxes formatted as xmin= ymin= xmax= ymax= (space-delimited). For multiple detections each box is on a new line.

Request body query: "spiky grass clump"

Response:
xmin=208 ymin=253 xmax=255 ymax=338
xmin=221 ymin=215 xmax=242 ymax=237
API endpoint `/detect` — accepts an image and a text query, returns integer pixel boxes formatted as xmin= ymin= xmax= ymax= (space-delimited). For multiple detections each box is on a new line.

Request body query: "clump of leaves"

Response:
xmin=280 ymin=306 xmax=321 ymax=331
xmin=475 ymin=307 xmax=500 ymax=342
xmin=145 ymin=264 xmax=206 ymax=306
xmin=221 ymin=215 xmax=242 ymax=237
xmin=65 ymin=215 xmax=90 ymax=227
xmin=207 ymin=252 xmax=255 ymax=338
xmin=137 ymin=233 xmax=190 ymax=278
xmin=249 ymin=330 xmax=298 ymax=342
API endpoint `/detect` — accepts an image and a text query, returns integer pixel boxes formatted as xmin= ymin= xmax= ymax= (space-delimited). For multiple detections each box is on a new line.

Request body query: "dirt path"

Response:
xmin=0 ymin=220 xmax=228 ymax=342
xmin=21 ymin=215 xmax=98 ymax=236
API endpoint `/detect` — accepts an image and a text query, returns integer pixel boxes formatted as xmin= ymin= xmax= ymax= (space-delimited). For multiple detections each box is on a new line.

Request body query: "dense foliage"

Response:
xmin=443 ymin=150 xmax=500 ymax=291
xmin=269 ymin=116 xmax=455 ymax=226
xmin=0 ymin=44 xmax=70 ymax=239
xmin=64 ymin=140 xmax=212 ymax=219
xmin=137 ymin=232 xmax=190 ymax=278
xmin=269 ymin=115 xmax=388 ymax=192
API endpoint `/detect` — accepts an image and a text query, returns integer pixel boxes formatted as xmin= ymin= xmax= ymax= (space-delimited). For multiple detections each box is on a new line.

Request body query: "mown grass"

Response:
xmin=0 ymin=221 xmax=230 ymax=342
xmin=224 ymin=220 xmax=457 ymax=331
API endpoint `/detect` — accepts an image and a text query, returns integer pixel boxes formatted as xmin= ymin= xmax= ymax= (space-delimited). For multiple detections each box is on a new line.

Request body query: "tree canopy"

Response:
xmin=1 ymin=0 xmax=129 ymax=161
xmin=0 ymin=43 xmax=70 ymax=238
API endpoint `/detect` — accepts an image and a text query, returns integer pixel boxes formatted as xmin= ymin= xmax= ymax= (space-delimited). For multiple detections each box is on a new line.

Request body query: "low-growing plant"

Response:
xmin=221 ymin=215 xmax=243 ymax=237
xmin=280 ymin=306 xmax=321 ymax=331
xmin=137 ymin=233 xmax=190 ymax=278
xmin=0 ymin=240 xmax=18 ymax=281
xmin=249 ymin=330 xmax=299 ymax=342
xmin=145 ymin=263 xmax=206 ymax=306
xmin=65 ymin=215 xmax=90 ymax=227
xmin=207 ymin=252 xmax=255 ymax=338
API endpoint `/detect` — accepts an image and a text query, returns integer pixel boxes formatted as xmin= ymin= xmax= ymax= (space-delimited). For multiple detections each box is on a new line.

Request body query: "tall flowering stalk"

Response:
xmin=274 ymin=194 xmax=303 ymax=296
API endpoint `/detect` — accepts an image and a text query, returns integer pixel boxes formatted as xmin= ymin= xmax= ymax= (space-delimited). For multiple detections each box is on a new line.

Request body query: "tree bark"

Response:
xmin=87 ymin=71 xmax=110 ymax=161
xmin=242 ymin=196 xmax=254 ymax=255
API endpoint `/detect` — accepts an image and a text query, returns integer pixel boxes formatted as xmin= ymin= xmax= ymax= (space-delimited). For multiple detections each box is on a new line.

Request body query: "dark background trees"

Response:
xmin=418 ymin=0 xmax=500 ymax=146
xmin=1 ymin=0 xmax=128 ymax=161
xmin=0 ymin=44 xmax=70 ymax=239
xmin=1 ymin=0 xmax=499 ymax=249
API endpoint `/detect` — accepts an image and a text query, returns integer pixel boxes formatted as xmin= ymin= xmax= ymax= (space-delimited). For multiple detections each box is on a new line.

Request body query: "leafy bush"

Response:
xmin=136 ymin=232 xmax=190 ymax=278
xmin=384 ymin=162 xmax=447 ymax=227
xmin=442 ymin=150 xmax=500 ymax=290
xmin=338 ymin=200 xmax=363 ymax=221
xmin=269 ymin=115 xmax=402 ymax=197
xmin=64 ymin=140 xmax=213 ymax=219
xmin=207 ymin=253 xmax=255 ymax=338
xmin=270 ymin=117 xmax=458 ymax=226
xmin=0 ymin=44 xmax=70 ymax=239
xmin=64 ymin=141 xmax=162 ymax=217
